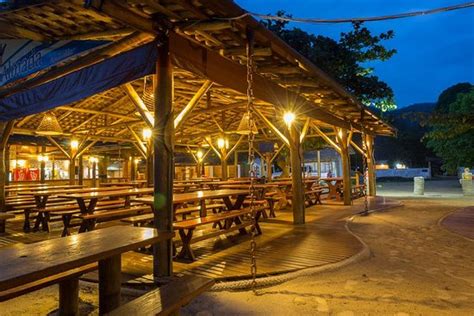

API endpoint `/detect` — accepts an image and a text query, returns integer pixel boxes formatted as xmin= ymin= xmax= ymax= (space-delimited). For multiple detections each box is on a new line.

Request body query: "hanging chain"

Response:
xmin=361 ymin=118 xmax=370 ymax=215
xmin=246 ymin=29 xmax=258 ymax=291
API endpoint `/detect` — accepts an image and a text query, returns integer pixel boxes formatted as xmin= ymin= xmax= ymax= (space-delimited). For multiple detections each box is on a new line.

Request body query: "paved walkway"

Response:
xmin=441 ymin=206 xmax=474 ymax=240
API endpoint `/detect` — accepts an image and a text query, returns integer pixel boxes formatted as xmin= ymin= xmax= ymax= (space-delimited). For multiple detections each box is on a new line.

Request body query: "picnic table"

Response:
xmin=58 ymin=188 xmax=153 ymax=234
xmin=19 ymin=186 xmax=134 ymax=232
xmin=134 ymin=189 xmax=250 ymax=217
xmin=0 ymin=226 xmax=173 ymax=314
xmin=206 ymin=180 xmax=252 ymax=190
xmin=321 ymin=177 xmax=344 ymax=200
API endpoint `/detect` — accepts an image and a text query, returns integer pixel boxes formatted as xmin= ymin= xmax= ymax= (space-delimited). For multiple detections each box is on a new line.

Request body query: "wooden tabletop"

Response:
xmin=219 ymin=184 xmax=279 ymax=189
xmin=0 ymin=226 xmax=173 ymax=292
xmin=134 ymin=189 xmax=250 ymax=206
xmin=18 ymin=186 xmax=133 ymax=197
xmin=58 ymin=188 xmax=153 ymax=200
xmin=321 ymin=177 xmax=343 ymax=182
xmin=6 ymin=185 xmax=85 ymax=193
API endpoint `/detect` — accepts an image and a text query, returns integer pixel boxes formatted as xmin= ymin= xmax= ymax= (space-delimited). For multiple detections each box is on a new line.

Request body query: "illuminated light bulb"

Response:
xmin=142 ymin=128 xmax=152 ymax=140
xmin=283 ymin=112 xmax=295 ymax=127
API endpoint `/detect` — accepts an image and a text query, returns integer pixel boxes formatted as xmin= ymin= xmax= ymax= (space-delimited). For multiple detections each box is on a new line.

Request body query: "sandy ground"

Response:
xmin=2 ymin=179 xmax=474 ymax=315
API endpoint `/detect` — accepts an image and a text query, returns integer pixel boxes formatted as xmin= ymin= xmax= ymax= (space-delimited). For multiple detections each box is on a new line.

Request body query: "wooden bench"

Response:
xmin=173 ymin=207 xmax=264 ymax=261
xmin=305 ymin=188 xmax=323 ymax=206
xmin=121 ymin=203 xmax=226 ymax=227
xmin=25 ymin=199 xmax=128 ymax=233
xmin=76 ymin=205 xmax=151 ymax=233
xmin=0 ymin=213 xmax=15 ymax=233
xmin=352 ymin=184 xmax=366 ymax=198
xmin=108 ymin=275 xmax=214 ymax=316
xmin=0 ymin=263 xmax=97 ymax=301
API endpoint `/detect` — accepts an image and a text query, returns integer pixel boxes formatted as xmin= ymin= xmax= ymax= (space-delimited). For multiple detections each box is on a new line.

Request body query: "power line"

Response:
xmin=220 ymin=2 xmax=474 ymax=24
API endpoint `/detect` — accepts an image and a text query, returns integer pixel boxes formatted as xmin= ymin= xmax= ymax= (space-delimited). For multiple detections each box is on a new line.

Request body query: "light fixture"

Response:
xmin=89 ymin=156 xmax=98 ymax=164
xmin=70 ymin=139 xmax=79 ymax=151
xmin=283 ymin=112 xmax=295 ymax=127
xmin=38 ymin=155 xmax=49 ymax=162
xmin=196 ymin=149 xmax=204 ymax=161
xmin=36 ymin=112 xmax=63 ymax=136
xmin=142 ymin=128 xmax=152 ymax=140
xmin=217 ymin=137 xmax=226 ymax=150
xmin=236 ymin=113 xmax=258 ymax=135
xmin=134 ymin=158 xmax=141 ymax=164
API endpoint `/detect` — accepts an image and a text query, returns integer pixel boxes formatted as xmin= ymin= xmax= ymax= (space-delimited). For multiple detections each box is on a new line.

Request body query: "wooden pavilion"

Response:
xmin=0 ymin=0 xmax=395 ymax=284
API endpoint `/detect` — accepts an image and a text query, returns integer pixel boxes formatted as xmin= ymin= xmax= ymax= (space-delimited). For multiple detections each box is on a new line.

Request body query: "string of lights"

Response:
xmin=218 ymin=2 xmax=474 ymax=24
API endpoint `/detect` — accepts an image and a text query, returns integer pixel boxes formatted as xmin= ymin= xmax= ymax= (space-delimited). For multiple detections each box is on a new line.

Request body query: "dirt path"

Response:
xmin=183 ymin=198 xmax=474 ymax=315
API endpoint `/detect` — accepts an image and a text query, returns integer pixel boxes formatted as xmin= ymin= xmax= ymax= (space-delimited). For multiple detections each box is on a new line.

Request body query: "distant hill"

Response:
xmin=374 ymin=102 xmax=436 ymax=167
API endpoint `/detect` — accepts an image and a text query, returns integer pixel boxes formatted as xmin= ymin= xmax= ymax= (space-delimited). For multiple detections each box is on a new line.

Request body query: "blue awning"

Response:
xmin=0 ymin=42 xmax=157 ymax=122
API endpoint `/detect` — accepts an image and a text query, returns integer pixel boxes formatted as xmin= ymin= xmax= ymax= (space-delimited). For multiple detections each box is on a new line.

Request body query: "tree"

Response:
xmin=425 ymin=85 xmax=474 ymax=173
xmin=262 ymin=11 xmax=397 ymax=111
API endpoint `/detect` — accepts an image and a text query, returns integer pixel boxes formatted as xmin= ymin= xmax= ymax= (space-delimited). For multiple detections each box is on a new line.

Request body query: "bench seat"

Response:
xmin=0 ymin=263 xmax=97 ymax=302
xmin=174 ymin=207 xmax=264 ymax=261
xmin=107 ymin=275 xmax=214 ymax=316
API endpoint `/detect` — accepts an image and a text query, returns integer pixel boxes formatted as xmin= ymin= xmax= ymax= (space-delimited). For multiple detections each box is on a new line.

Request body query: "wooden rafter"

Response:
xmin=174 ymin=80 xmax=213 ymax=130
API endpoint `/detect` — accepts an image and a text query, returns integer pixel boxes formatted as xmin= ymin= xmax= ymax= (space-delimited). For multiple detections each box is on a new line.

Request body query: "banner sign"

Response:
xmin=0 ymin=39 xmax=108 ymax=86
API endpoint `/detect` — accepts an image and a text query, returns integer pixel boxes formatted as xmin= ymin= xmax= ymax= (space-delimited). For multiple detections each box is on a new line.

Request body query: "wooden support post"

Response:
xmin=98 ymin=255 xmax=122 ymax=314
xmin=92 ymin=160 xmax=97 ymax=187
xmin=338 ymin=129 xmax=352 ymax=205
xmin=365 ymin=134 xmax=376 ymax=196
xmin=264 ymin=153 xmax=273 ymax=180
xmin=220 ymin=147 xmax=228 ymax=180
xmin=234 ymin=150 xmax=238 ymax=178
xmin=40 ymin=145 xmax=46 ymax=183
xmin=130 ymin=157 xmax=136 ymax=181
xmin=69 ymin=158 xmax=76 ymax=185
xmin=78 ymin=156 xmax=84 ymax=185
xmin=5 ymin=145 xmax=10 ymax=185
xmin=0 ymin=121 xmax=14 ymax=213
xmin=59 ymin=278 xmax=79 ymax=316
xmin=153 ymin=35 xmax=174 ymax=279
xmin=317 ymin=150 xmax=321 ymax=177
xmin=288 ymin=123 xmax=305 ymax=224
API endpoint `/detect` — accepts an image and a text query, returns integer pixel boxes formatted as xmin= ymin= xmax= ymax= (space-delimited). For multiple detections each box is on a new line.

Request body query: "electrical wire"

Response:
xmin=218 ymin=2 xmax=474 ymax=24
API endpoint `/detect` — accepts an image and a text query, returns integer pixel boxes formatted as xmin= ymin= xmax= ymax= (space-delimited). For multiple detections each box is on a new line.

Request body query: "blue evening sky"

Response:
xmin=236 ymin=0 xmax=474 ymax=108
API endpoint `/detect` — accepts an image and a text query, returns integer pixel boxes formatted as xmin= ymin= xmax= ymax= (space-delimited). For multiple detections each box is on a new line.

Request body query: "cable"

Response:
xmin=216 ymin=2 xmax=474 ymax=24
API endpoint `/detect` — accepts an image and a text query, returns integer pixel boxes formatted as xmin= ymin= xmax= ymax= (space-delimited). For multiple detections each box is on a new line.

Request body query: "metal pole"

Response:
xmin=153 ymin=36 xmax=174 ymax=279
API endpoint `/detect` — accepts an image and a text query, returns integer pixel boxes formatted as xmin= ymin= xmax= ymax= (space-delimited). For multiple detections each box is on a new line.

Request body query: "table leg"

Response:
xmin=99 ymin=255 xmax=122 ymax=314
xmin=59 ymin=277 xmax=79 ymax=316
xmin=199 ymin=199 xmax=207 ymax=217
xmin=177 ymin=229 xmax=196 ymax=261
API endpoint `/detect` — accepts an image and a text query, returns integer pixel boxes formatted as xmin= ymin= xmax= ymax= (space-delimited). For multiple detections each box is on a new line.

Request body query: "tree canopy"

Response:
xmin=262 ymin=11 xmax=397 ymax=111
xmin=425 ymin=83 xmax=474 ymax=173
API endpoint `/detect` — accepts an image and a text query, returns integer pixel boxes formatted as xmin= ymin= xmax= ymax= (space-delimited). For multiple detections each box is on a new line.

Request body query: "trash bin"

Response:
xmin=413 ymin=176 xmax=424 ymax=195
xmin=460 ymin=179 xmax=474 ymax=196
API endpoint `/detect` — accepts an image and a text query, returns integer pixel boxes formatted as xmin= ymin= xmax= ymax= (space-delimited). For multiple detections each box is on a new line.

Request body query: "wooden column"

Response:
xmin=153 ymin=35 xmax=174 ymax=279
xmin=338 ymin=129 xmax=352 ymax=205
xmin=317 ymin=150 xmax=321 ymax=177
xmin=289 ymin=124 xmax=305 ymax=224
xmin=220 ymin=147 xmax=228 ymax=180
xmin=264 ymin=153 xmax=273 ymax=180
xmin=78 ymin=155 xmax=84 ymax=185
xmin=196 ymin=161 xmax=202 ymax=177
xmin=0 ymin=121 xmax=14 ymax=213
xmin=130 ymin=157 xmax=136 ymax=181
xmin=69 ymin=158 xmax=76 ymax=185
xmin=365 ymin=134 xmax=376 ymax=196
xmin=40 ymin=145 xmax=46 ymax=183
xmin=234 ymin=150 xmax=238 ymax=178
xmin=92 ymin=160 xmax=97 ymax=187
xmin=146 ymin=149 xmax=153 ymax=187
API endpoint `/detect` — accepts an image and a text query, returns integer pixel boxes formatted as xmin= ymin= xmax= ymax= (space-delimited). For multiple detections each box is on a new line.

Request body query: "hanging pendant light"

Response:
xmin=36 ymin=112 xmax=63 ymax=136
xmin=236 ymin=113 xmax=258 ymax=135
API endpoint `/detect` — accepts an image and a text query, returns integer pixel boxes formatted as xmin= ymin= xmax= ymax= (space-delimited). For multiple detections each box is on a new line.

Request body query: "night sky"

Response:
xmin=236 ymin=0 xmax=474 ymax=108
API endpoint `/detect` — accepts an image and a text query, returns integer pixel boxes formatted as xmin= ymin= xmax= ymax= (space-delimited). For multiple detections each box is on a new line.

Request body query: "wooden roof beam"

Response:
xmin=122 ymin=83 xmax=154 ymax=128
xmin=0 ymin=20 xmax=47 ymax=41
xmin=174 ymin=80 xmax=213 ymax=130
